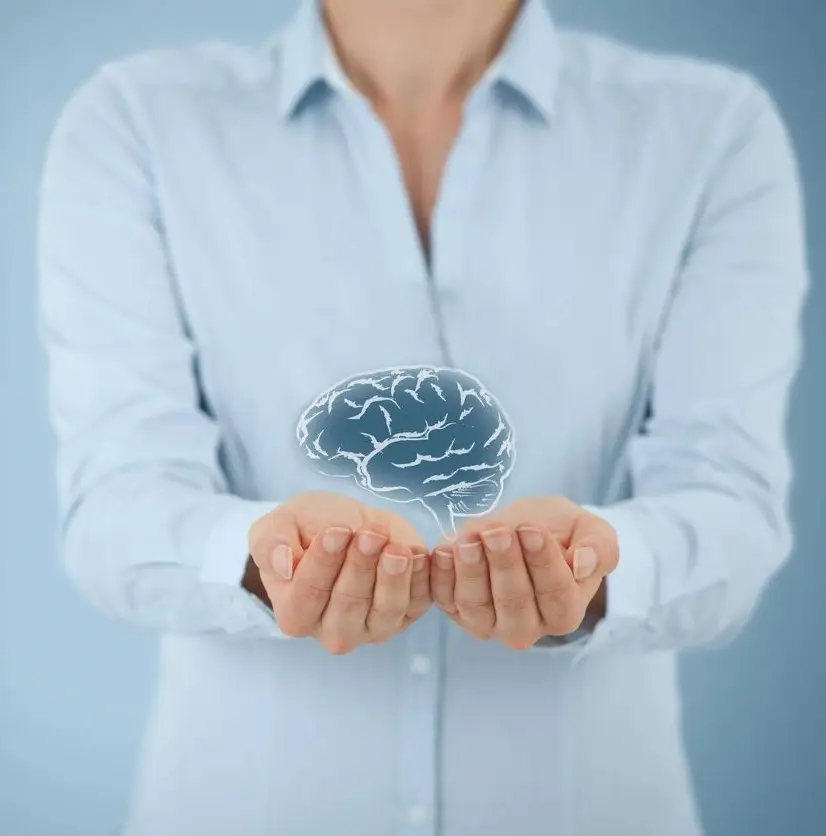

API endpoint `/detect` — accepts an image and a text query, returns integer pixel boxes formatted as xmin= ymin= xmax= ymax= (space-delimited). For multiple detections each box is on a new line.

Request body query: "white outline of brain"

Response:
xmin=295 ymin=366 xmax=516 ymax=534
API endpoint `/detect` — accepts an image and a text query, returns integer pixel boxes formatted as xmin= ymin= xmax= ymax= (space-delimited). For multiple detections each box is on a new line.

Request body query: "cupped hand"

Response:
xmin=429 ymin=496 xmax=618 ymax=649
xmin=248 ymin=491 xmax=431 ymax=654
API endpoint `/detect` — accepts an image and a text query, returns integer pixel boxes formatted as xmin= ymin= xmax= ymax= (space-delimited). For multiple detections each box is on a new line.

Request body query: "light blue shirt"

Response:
xmin=37 ymin=1 xmax=807 ymax=834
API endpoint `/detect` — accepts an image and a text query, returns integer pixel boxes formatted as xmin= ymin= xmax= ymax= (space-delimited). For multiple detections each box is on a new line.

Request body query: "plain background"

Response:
xmin=1 ymin=1 xmax=824 ymax=834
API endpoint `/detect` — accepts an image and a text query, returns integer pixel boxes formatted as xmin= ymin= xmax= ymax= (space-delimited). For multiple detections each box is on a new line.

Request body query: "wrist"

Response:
xmin=583 ymin=576 xmax=606 ymax=629
xmin=242 ymin=556 xmax=272 ymax=610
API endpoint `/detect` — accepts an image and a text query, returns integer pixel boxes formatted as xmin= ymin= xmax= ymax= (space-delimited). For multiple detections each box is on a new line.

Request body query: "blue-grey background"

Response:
xmin=1 ymin=1 xmax=823 ymax=834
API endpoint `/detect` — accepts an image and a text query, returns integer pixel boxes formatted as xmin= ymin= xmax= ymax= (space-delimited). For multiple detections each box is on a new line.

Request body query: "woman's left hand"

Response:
xmin=429 ymin=497 xmax=619 ymax=649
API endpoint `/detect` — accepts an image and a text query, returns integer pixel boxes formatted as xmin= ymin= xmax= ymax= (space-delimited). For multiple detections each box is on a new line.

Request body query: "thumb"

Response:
xmin=564 ymin=510 xmax=619 ymax=583
xmin=249 ymin=507 xmax=304 ymax=582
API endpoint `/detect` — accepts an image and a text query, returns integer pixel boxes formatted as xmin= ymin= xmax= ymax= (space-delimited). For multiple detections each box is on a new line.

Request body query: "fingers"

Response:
xmin=276 ymin=525 xmax=352 ymax=638
xmin=498 ymin=500 xmax=617 ymax=637
xmin=452 ymin=531 xmax=496 ymax=638
xmin=435 ymin=521 xmax=593 ymax=645
xmin=480 ymin=525 xmax=542 ymax=649
xmin=319 ymin=527 xmax=387 ymax=652
xmin=426 ymin=502 xmax=617 ymax=649
xmin=275 ymin=527 xmax=428 ymax=651
xmin=248 ymin=506 xmax=304 ymax=583
xmin=518 ymin=526 xmax=585 ymax=636
xmin=430 ymin=544 xmax=457 ymax=615
xmin=366 ymin=542 xmax=416 ymax=639
xmin=406 ymin=550 xmax=432 ymax=625
xmin=250 ymin=495 xmax=434 ymax=651
xmin=564 ymin=512 xmax=619 ymax=600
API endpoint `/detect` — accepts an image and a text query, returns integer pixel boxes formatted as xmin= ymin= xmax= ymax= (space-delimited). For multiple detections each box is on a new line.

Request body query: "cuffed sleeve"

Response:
xmin=201 ymin=499 xmax=279 ymax=586
xmin=573 ymin=78 xmax=808 ymax=661
xmin=586 ymin=504 xmax=656 ymax=624
xmin=37 ymin=68 xmax=286 ymax=637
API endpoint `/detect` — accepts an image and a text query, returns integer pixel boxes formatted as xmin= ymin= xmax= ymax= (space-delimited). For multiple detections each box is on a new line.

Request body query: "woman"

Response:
xmin=37 ymin=0 xmax=807 ymax=834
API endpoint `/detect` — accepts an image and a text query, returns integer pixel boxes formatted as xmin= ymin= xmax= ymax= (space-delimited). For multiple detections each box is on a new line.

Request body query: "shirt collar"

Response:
xmin=274 ymin=0 xmax=562 ymax=123
xmin=491 ymin=0 xmax=562 ymax=122
xmin=274 ymin=0 xmax=343 ymax=119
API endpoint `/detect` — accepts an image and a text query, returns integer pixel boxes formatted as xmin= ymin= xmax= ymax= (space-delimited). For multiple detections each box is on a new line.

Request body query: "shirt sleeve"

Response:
xmin=37 ymin=67 xmax=288 ymax=638
xmin=573 ymin=78 xmax=809 ymax=662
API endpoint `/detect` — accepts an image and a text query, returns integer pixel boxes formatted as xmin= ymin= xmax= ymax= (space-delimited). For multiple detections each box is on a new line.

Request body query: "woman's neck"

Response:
xmin=322 ymin=0 xmax=522 ymax=112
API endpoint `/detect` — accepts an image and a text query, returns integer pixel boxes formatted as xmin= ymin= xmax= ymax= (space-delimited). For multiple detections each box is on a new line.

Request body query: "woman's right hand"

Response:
xmin=248 ymin=491 xmax=431 ymax=654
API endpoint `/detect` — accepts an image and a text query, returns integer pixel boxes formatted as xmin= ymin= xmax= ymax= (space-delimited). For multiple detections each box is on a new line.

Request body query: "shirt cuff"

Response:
xmin=584 ymin=504 xmax=656 ymax=622
xmin=571 ymin=504 xmax=658 ymax=661
xmin=200 ymin=498 xmax=279 ymax=586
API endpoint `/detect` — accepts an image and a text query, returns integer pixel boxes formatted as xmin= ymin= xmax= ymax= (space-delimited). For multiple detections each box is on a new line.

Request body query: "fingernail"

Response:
xmin=382 ymin=550 xmax=409 ymax=575
xmin=357 ymin=530 xmax=386 ymax=556
xmin=480 ymin=528 xmax=512 ymax=553
xmin=433 ymin=547 xmax=454 ymax=570
xmin=573 ymin=547 xmax=598 ymax=581
xmin=413 ymin=554 xmax=427 ymax=572
xmin=517 ymin=527 xmax=544 ymax=553
xmin=458 ymin=540 xmax=483 ymax=565
xmin=270 ymin=544 xmax=294 ymax=580
xmin=322 ymin=527 xmax=352 ymax=554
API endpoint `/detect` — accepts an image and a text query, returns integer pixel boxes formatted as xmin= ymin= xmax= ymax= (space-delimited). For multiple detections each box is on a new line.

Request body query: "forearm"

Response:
xmin=571 ymin=78 xmax=807 ymax=659
xmin=586 ymin=485 xmax=791 ymax=654
xmin=39 ymin=70 xmax=288 ymax=638
xmin=61 ymin=462 xmax=283 ymax=636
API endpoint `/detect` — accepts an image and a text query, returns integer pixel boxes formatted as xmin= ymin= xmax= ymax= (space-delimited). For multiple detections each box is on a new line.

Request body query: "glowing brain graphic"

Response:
xmin=296 ymin=366 xmax=516 ymax=535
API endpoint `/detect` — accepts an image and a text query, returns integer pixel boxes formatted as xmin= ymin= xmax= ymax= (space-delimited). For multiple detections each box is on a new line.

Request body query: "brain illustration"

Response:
xmin=296 ymin=366 xmax=516 ymax=534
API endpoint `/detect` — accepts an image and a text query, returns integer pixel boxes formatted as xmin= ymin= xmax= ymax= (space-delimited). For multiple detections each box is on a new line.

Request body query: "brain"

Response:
xmin=296 ymin=366 xmax=516 ymax=534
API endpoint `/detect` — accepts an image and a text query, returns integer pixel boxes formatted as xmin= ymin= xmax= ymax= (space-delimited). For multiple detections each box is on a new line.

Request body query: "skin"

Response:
xmin=248 ymin=492 xmax=430 ymax=654
xmin=323 ymin=0 xmax=523 ymax=258
xmin=247 ymin=493 xmax=616 ymax=652
xmin=243 ymin=0 xmax=619 ymax=651
xmin=429 ymin=498 xmax=617 ymax=649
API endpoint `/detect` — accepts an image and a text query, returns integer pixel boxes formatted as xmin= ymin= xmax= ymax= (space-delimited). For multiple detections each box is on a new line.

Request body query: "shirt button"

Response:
xmin=409 ymin=653 xmax=432 ymax=675
xmin=406 ymin=804 xmax=429 ymax=826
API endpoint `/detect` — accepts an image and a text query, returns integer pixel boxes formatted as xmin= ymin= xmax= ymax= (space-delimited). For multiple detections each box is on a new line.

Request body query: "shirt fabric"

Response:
xmin=37 ymin=0 xmax=808 ymax=834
